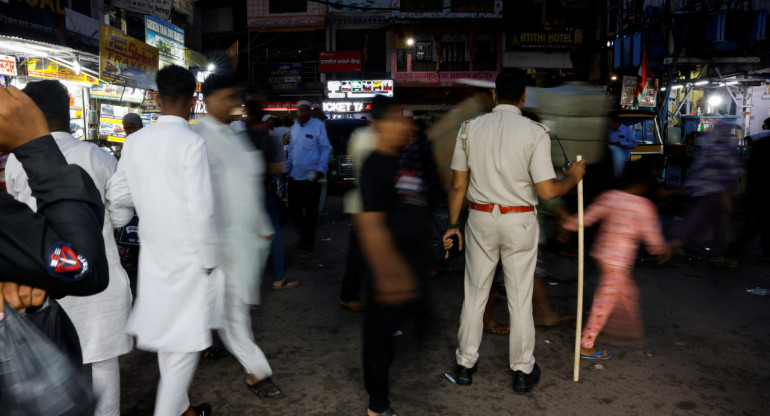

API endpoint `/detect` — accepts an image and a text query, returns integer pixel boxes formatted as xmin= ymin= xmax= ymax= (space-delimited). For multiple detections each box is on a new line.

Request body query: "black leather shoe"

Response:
xmin=512 ymin=363 xmax=541 ymax=394
xmin=192 ymin=403 xmax=212 ymax=416
xmin=454 ymin=363 xmax=478 ymax=386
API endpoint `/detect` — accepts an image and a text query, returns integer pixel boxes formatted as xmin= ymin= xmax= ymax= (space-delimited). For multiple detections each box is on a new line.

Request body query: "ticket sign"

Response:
xmin=100 ymin=24 xmax=160 ymax=89
xmin=326 ymin=80 xmax=393 ymax=99
xmin=27 ymin=59 xmax=98 ymax=84
xmin=323 ymin=101 xmax=373 ymax=113
xmin=0 ymin=55 xmax=17 ymax=76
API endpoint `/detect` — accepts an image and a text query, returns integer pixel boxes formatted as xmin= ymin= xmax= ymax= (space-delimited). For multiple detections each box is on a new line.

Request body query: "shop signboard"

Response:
xmin=326 ymin=79 xmax=393 ymax=99
xmin=0 ymin=0 xmax=67 ymax=46
xmin=0 ymin=55 xmax=17 ymax=76
xmin=101 ymin=24 xmax=159 ymax=89
xmin=100 ymin=103 xmax=148 ymax=143
xmin=393 ymin=71 xmax=496 ymax=83
xmin=27 ymin=59 xmax=98 ymax=84
xmin=185 ymin=48 xmax=208 ymax=70
xmin=268 ymin=62 xmax=302 ymax=92
xmin=90 ymin=82 xmax=145 ymax=104
xmin=145 ymin=16 xmax=186 ymax=68
xmin=319 ymin=51 xmax=363 ymax=73
xmin=507 ymin=31 xmax=575 ymax=51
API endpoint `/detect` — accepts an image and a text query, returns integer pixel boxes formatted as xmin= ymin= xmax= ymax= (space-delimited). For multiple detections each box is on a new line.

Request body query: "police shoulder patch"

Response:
xmin=46 ymin=242 xmax=90 ymax=282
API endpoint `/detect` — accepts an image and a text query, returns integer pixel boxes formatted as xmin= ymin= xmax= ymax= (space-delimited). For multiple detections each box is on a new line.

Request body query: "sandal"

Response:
xmin=367 ymin=409 xmax=397 ymax=416
xmin=483 ymin=317 xmax=510 ymax=335
xmin=580 ymin=348 xmax=612 ymax=360
xmin=201 ymin=346 xmax=229 ymax=360
xmin=272 ymin=279 xmax=300 ymax=290
xmin=247 ymin=377 xmax=284 ymax=399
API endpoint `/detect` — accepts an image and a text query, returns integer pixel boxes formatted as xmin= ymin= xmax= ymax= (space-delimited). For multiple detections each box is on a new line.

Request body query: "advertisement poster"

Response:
xmin=90 ymin=83 xmax=145 ymax=103
xmin=268 ymin=62 xmax=302 ymax=92
xmin=0 ymin=55 xmax=17 ymax=76
xmin=319 ymin=51 xmax=362 ymax=73
xmin=100 ymin=24 xmax=159 ymax=89
xmin=145 ymin=16 xmax=185 ymax=68
xmin=27 ymin=59 xmax=98 ymax=84
xmin=100 ymin=104 xmax=148 ymax=143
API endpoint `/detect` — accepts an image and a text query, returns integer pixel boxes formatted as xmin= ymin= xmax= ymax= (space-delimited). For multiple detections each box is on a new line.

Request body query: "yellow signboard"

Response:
xmin=100 ymin=24 xmax=159 ymax=89
xmin=27 ymin=59 xmax=98 ymax=84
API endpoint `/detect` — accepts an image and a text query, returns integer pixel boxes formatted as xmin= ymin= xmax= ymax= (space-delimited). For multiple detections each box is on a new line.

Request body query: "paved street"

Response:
xmin=120 ymin=194 xmax=770 ymax=416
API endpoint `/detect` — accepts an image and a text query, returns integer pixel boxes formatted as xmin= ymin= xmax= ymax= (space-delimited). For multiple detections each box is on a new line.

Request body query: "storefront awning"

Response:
xmin=0 ymin=35 xmax=100 ymax=80
xmin=503 ymin=51 xmax=573 ymax=69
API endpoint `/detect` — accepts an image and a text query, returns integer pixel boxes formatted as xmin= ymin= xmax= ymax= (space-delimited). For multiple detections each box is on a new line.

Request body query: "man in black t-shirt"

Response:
xmin=355 ymin=96 xmax=429 ymax=416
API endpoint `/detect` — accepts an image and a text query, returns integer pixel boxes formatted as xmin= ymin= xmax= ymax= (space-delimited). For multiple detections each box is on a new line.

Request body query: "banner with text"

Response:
xmin=145 ymin=16 xmax=185 ymax=68
xmin=101 ymin=24 xmax=159 ymax=89
xmin=319 ymin=51 xmax=362 ymax=73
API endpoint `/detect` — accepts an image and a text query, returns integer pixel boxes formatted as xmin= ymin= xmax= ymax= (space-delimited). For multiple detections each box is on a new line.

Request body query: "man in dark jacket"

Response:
xmin=0 ymin=85 xmax=108 ymax=321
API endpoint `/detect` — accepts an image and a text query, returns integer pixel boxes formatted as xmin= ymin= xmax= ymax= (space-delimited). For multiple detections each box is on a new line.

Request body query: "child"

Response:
xmin=565 ymin=158 xmax=670 ymax=359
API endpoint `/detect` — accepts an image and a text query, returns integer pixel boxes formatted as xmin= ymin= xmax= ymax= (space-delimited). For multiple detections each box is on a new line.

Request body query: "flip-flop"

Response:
xmin=272 ymin=279 xmax=300 ymax=290
xmin=581 ymin=349 xmax=612 ymax=360
xmin=247 ymin=377 xmax=284 ymax=399
xmin=483 ymin=324 xmax=510 ymax=335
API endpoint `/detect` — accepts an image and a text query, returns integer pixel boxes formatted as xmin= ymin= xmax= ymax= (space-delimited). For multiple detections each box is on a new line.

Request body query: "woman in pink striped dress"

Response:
xmin=565 ymin=160 xmax=670 ymax=359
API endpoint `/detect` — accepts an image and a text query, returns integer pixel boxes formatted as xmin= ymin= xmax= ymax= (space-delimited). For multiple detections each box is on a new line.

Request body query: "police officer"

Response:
xmin=443 ymin=70 xmax=585 ymax=394
xmin=0 ymin=85 xmax=108 ymax=320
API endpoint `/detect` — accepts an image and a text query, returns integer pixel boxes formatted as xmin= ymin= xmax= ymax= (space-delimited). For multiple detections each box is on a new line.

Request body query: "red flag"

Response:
xmin=635 ymin=47 xmax=655 ymax=97
xmin=226 ymin=40 xmax=239 ymax=70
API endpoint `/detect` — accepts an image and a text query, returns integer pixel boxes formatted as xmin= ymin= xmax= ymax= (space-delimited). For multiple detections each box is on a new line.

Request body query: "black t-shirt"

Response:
xmin=248 ymin=128 xmax=282 ymax=196
xmin=360 ymin=151 xmax=431 ymax=278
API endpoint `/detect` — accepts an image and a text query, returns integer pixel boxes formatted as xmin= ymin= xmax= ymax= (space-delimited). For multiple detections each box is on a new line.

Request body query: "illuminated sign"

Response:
xmin=323 ymin=101 xmax=373 ymax=113
xmin=326 ymin=79 xmax=393 ymax=99
xmin=0 ymin=55 xmax=17 ymax=76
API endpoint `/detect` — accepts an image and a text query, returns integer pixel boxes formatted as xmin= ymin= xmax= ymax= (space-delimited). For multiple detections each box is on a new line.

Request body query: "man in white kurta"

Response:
xmin=5 ymin=80 xmax=134 ymax=416
xmin=106 ymin=65 xmax=219 ymax=416
xmin=193 ymin=74 xmax=283 ymax=399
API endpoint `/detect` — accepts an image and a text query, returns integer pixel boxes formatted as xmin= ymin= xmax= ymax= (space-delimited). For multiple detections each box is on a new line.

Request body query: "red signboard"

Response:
xmin=0 ymin=55 xmax=17 ymax=76
xmin=319 ymin=51 xmax=362 ymax=73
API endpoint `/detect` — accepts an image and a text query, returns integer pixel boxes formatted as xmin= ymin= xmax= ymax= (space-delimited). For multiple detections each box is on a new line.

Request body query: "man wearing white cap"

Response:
xmin=285 ymin=100 xmax=332 ymax=252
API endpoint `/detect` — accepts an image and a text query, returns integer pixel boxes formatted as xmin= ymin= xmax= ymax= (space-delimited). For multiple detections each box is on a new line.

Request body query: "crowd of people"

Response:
xmin=0 ymin=65 xmax=767 ymax=416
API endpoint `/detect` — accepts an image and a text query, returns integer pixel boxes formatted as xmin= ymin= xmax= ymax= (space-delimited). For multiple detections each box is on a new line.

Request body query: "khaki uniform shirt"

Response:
xmin=450 ymin=104 xmax=556 ymax=207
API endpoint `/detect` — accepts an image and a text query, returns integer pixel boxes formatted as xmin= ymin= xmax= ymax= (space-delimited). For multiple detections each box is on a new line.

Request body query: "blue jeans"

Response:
xmin=266 ymin=196 xmax=285 ymax=282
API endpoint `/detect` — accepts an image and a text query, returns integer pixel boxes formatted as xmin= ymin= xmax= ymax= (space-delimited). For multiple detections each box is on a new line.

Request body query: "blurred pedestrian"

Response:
xmin=5 ymin=80 xmax=134 ymax=416
xmin=355 ymin=96 xmax=428 ymax=416
xmin=122 ymin=112 xmax=143 ymax=137
xmin=246 ymin=102 xmax=299 ymax=290
xmin=565 ymin=159 xmax=670 ymax=357
xmin=340 ymin=122 xmax=378 ymax=312
xmin=285 ymin=100 xmax=332 ymax=252
xmin=729 ymin=117 xmax=770 ymax=261
xmin=195 ymin=75 xmax=285 ymax=400
xmin=443 ymin=69 xmax=585 ymax=394
xmin=670 ymin=120 xmax=743 ymax=267
xmin=107 ymin=65 xmax=217 ymax=416
xmin=608 ymin=111 xmax=637 ymax=179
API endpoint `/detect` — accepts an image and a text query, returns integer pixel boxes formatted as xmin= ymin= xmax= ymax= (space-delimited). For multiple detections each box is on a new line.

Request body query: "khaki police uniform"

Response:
xmin=450 ymin=104 xmax=556 ymax=373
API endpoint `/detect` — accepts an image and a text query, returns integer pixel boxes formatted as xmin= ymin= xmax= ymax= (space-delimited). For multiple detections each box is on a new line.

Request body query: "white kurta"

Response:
xmin=193 ymin=116 xmax=273 ymax=306
xmin=5 ymin=132 xmax=134 ymax=364
xmin=106 ymin=116 xmax=219 ymax=353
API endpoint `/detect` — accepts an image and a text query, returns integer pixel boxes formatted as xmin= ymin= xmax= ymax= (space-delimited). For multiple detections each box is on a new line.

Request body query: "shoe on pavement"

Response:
xmin=512 ymin=363 xmax=540 ymax=394
xmin=454 ymin=363 xmax=477 ymax=386
xmin=191 ymin=403 xmax=212 ymax=416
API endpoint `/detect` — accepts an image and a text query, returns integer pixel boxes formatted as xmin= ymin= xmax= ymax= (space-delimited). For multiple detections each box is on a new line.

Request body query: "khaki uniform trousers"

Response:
xmin=456 ymin=206 xmax=539 ymax=373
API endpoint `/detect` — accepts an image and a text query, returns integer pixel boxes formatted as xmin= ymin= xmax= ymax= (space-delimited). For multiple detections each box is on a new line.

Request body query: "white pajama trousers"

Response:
xmin=155 ymin=351 xmax=200 ymax=416
xmin=216 ymin=276 xmax=272 ymax=380
xmin=456 ymin=208 xmax=540 ymax=373
xmin=92 ymin=357 xmax=120 ymax=416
